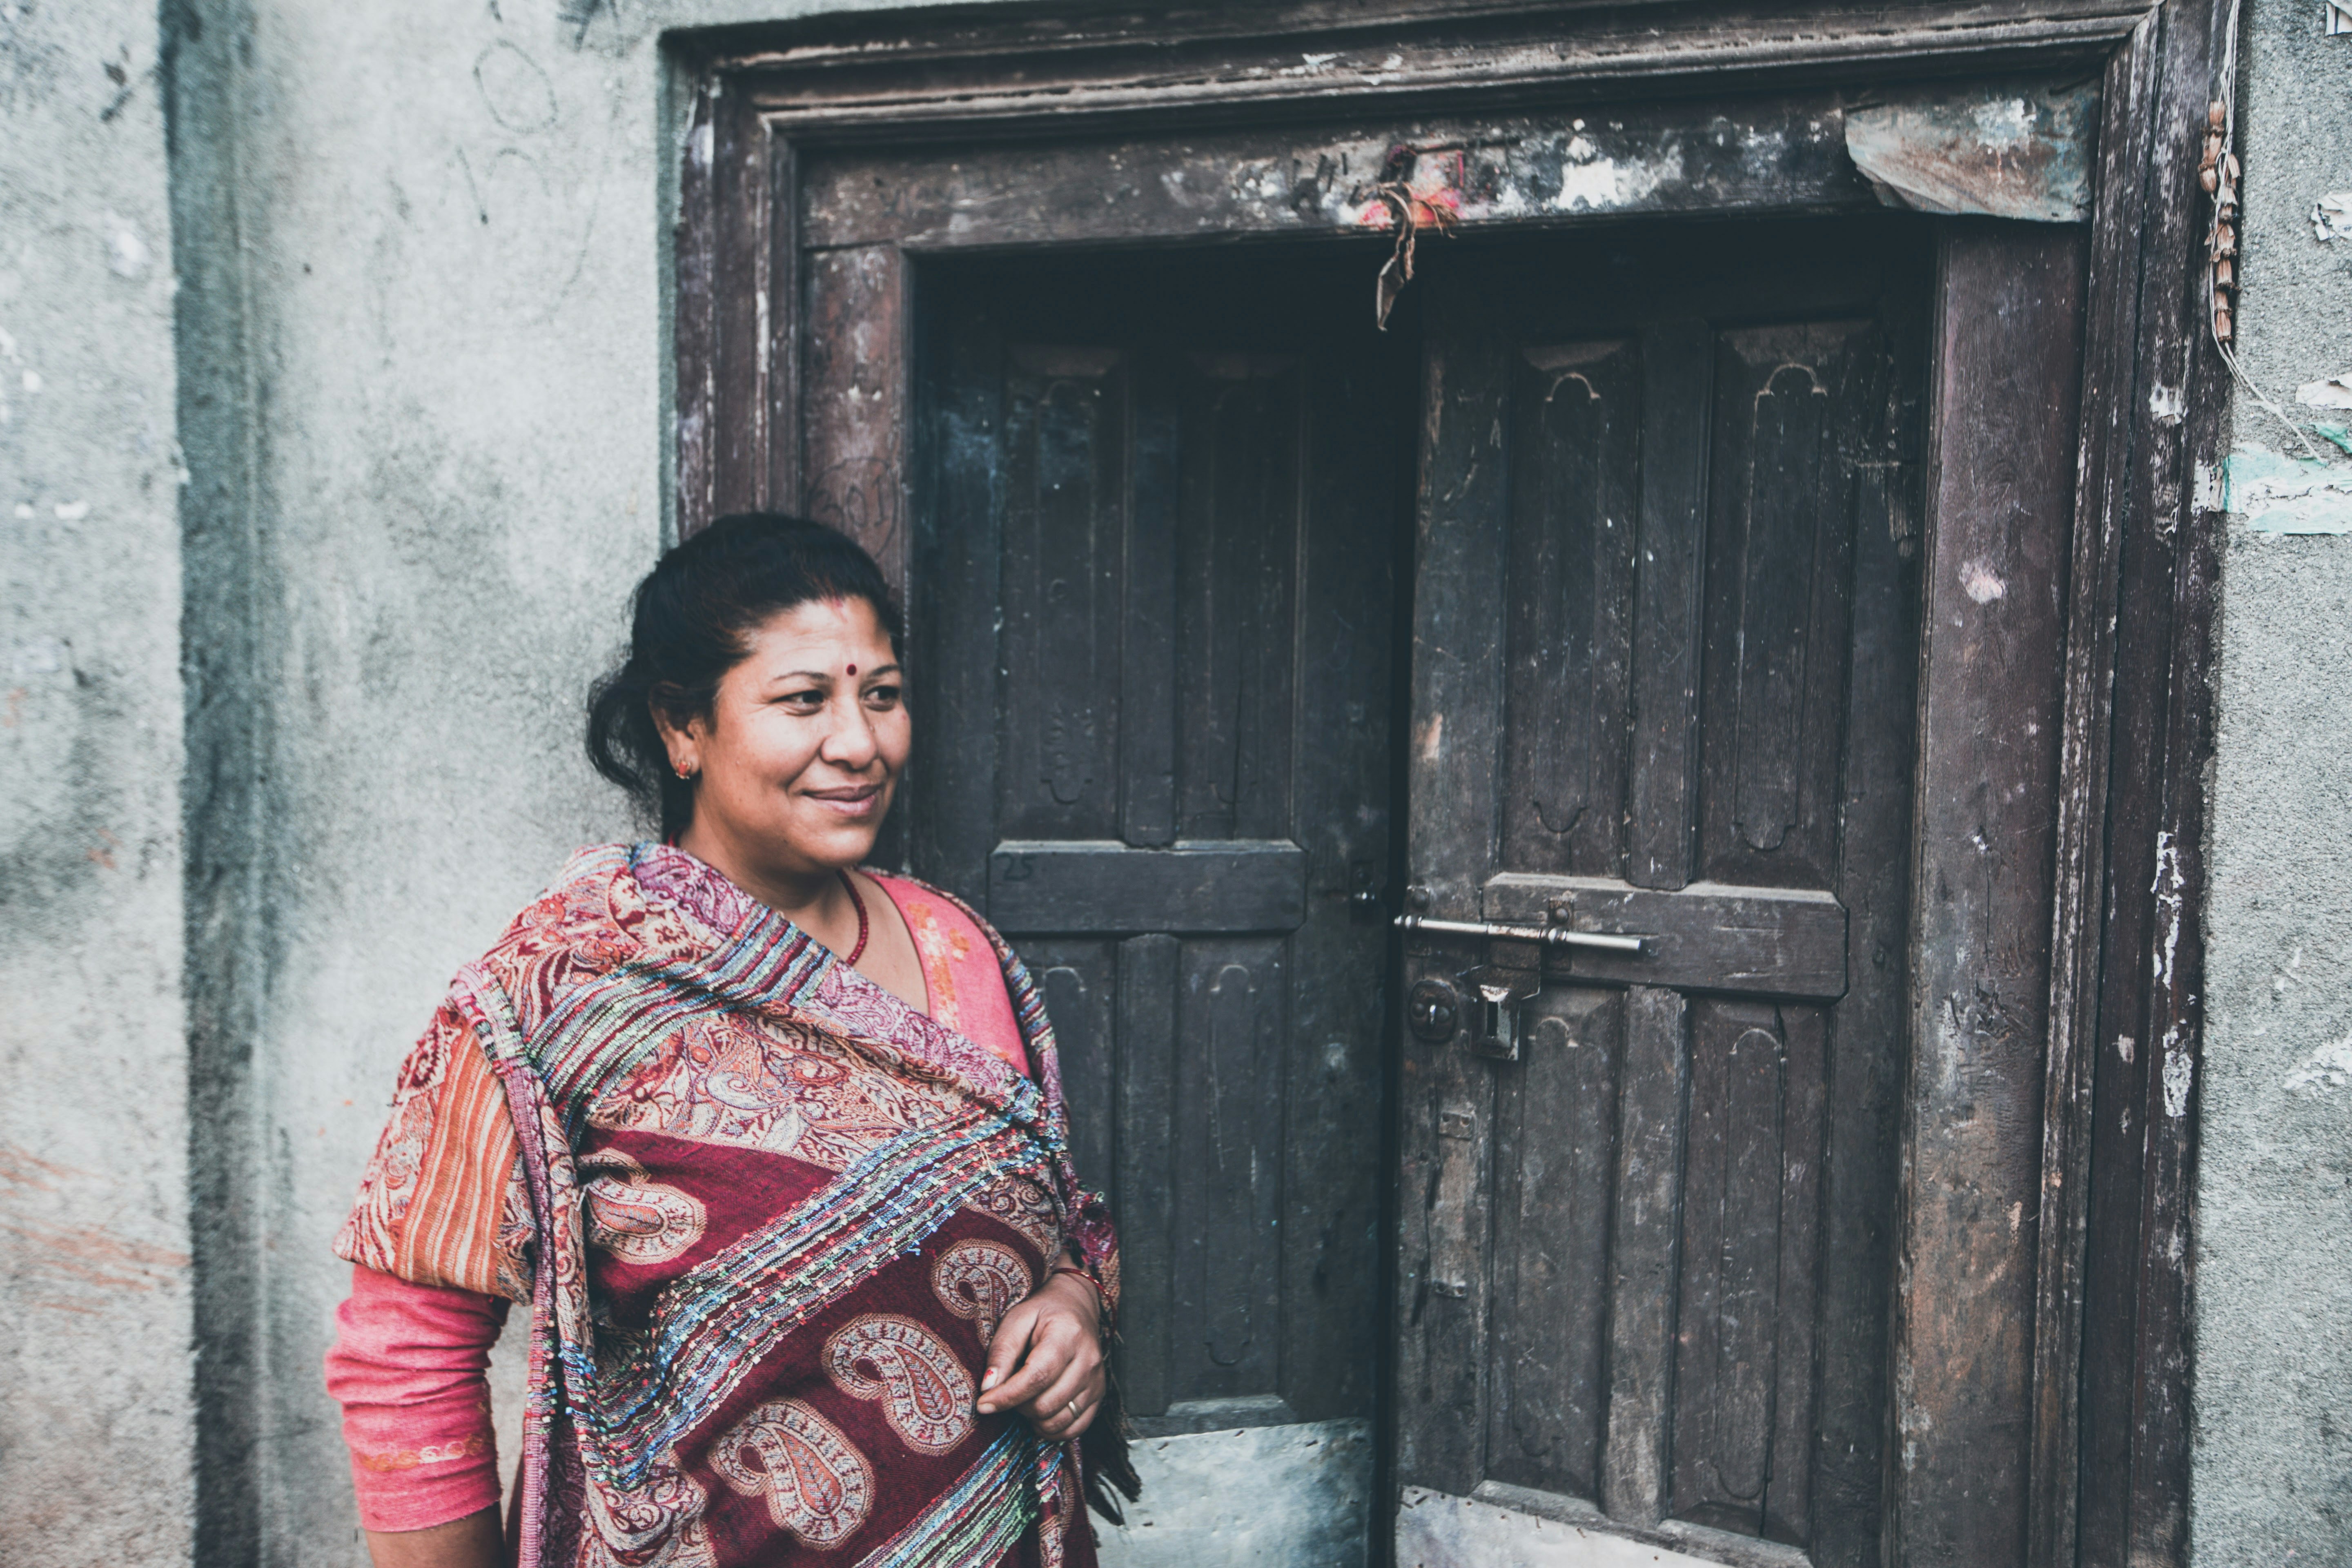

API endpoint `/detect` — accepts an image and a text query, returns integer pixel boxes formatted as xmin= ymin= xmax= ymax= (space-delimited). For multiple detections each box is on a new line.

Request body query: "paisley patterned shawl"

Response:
xmin=335 ymin=843 xmax=1127 ymax=1568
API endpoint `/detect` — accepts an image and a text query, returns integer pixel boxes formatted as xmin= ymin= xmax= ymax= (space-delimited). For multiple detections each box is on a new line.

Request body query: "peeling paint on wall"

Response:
xmin=2283 ymin=1029 xmax=2352 ymax=1096
xmin=2222 ymin=443 xmax=2352 ymax=533
xmin=103 ymin=211 xmax=150 ymax=278
xmin=2314 ymin=190 xmax=2352 ymax=241
xmin=2296 ymin=373 xmax=2352 ymax=410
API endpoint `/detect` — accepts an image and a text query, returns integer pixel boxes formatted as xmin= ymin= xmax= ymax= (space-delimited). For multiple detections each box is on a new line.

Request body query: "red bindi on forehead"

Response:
xmin=846 ymin=663 xmax=858 ymax=675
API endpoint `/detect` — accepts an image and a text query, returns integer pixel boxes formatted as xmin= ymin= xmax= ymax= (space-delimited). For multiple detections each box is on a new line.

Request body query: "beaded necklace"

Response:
xmin=838 ymin=869 xmax=870 ymax=965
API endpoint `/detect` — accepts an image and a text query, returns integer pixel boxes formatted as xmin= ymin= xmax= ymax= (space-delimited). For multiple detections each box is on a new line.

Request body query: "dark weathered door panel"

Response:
xmin=1483 ymin=984 xmax=1621 ymax=1504
xmin=987 ymin=840 xmax=1307 ymax=933
xmin=916 ymin=251 xmax=1416 ymax=1435
xmin=1395 ymin=219 xmax=1933 ymax=1566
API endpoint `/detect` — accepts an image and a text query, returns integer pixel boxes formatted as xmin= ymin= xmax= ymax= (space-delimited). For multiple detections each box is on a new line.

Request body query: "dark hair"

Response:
xmin=586 ymin=513 xmax=904 ymax=838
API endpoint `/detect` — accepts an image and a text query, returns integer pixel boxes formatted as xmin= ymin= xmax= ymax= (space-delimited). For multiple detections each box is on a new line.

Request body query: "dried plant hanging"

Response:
xmin=1371 ymin=178 xmax=1457 ymax=330
xmin=2205 ymin=0 xmax=2329 ymax=462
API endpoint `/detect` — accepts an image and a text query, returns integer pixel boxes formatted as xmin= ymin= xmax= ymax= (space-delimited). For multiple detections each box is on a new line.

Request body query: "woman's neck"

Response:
xmin=673 ymin=819 xmax=852 ymax=934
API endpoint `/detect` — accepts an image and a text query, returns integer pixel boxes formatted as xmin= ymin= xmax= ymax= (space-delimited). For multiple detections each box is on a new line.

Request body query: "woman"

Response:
xmin=325 ymin=515 xmax=1133 ymax=1568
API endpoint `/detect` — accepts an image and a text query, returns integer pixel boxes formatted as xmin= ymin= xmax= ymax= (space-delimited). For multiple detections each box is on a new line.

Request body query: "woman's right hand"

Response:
xmin=973 ymin=1270 xmax=1107 ymax=1440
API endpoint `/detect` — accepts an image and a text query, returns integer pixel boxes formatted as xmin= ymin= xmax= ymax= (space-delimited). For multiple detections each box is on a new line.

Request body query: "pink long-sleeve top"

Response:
xmin=324 ymin=872 xmax=1030 ymax=1533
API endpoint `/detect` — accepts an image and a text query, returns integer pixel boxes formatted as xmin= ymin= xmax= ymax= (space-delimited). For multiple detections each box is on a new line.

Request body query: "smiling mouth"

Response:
xmin=807 ymin=784 xmax=884 ymax=815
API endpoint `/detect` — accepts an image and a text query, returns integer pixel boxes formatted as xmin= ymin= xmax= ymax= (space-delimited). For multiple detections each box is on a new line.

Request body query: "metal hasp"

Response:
xmin=1394 ymin=913 xmax=1652 ymax=1059
xmin=1391 ymin=913 xmax=1648 ymax=954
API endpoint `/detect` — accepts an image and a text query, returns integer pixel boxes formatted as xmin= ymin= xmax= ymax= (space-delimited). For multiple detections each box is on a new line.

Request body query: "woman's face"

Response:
xmin=665 ymin=596 xmax=909 ymax=879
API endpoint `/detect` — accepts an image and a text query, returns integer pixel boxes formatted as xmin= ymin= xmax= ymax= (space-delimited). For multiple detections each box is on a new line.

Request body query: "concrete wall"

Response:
xmin=173 ymin=0 xmax=679 ymax=1556
xmin=2193 ymin=0 xmax=2352 ymax=1560
xmin=0 ymin=0 xmax=193 ymax=1563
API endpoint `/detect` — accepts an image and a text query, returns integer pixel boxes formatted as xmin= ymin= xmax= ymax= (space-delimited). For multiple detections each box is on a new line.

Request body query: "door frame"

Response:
xmin=670 ymin=4 xmax=2226 ymax=1562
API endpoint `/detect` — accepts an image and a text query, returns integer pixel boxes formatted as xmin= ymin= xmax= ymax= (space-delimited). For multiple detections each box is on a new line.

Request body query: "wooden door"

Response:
xmin=1394 ymin=218 xmax=1933 ymax=1566
xmin=913 ymin=251 xmax=1417 ymax=1448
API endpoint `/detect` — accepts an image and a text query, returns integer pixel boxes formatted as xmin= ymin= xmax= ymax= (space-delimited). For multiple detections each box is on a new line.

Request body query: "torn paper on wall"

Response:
xmin=2296 ymin=373 xmax=2352 ymax=410
xmin=2223 ymin=443 xmax=2352 ymax=534
xmin=2314 ymin=191 xmax=2352 ymax=241
xmin=1844 ymin=80 xmax=2096 ymax=222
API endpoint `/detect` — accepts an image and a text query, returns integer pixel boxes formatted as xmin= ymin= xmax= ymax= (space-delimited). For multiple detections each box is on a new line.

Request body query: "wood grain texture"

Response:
xmin=1503 ymin=340 xmax=1639 ymax=880
xmin=802 ymin=244 xmax=905 ymax=587
xmin=1394 ymin=942 xmax=1500 ymax=1499
xmin=1887 ymin=220 xmax=2085 ymax=1568
xmin=998 ymin=347 xmax=1127 ymax=844
xmin=1281 ymin=330 xmax=1417 ymax=1423
xmin=1629 ymin=319 xmax=1715 ymax=891
xmin=1116 ymin=933 xmax=1180 ymax=1416
xmin=2126 ymin=470 xmax=2214 ymax=1568
xmin=733 ymin=0 xmax=2148 ymax=130
xmin=1176 ymin=357 xmax=1301 ymax=844
xmin=1173 ymin=939 xmax=1289 ymax=1398
xmin=684 ymin=82 xmax=775 ymax=532
xmin=1666 ymin=999 xmax=1827 ymax=1546
xmin=2049 ymin=6 xmax=2225 ymax=1565
xmin=1600 ymin=984 xmax=1690 ymax=1527
xmin=1670 ymin=1002 xmax=1788 ymax=1537
xmin=1484 ymin=874 xmax=1848 ymax=999
xmin=1485 ymin=990 xmax=1620 ymax=1504
xmin=906 ymin=278 xmax=1002 ymax=907
xmin=914 ymin=250 xmax=1410 ymax=1435
xmin=1120 ymin=367 xmax=1180 ymax=850
xmin=673 ymin=79 xmax=718 ymax=537
xmin=1393 ymin=272 xmax=1512 ymax=1502
xmin=1029 ymin=943 xmax=1118 ymax=1228
xmin=1406 ymin=285 xmax=1510 ymax=922
xmin=799 ymin=98 xmax=1874 ymax=252
xmin=1698 ymin=321 xmax=1883 ymax=892
xmin=988 ymin=841 xmax=1307 ymax=935
xmin=1764 ymin=1005 xmax=1827 ymax=1550
xmin=2035 ymin=20 xmax=2162 ymax=1567
xmin=1812 ymin=238 xmax=1928 ymax=1568
xmin=2106 ymin=6 xmax=2229 ymax=1560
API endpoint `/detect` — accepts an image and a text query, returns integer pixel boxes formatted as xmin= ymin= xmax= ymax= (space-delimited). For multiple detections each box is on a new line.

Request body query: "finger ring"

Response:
xmin=1066 ymin=1399 xmax=1080 ymax=1420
